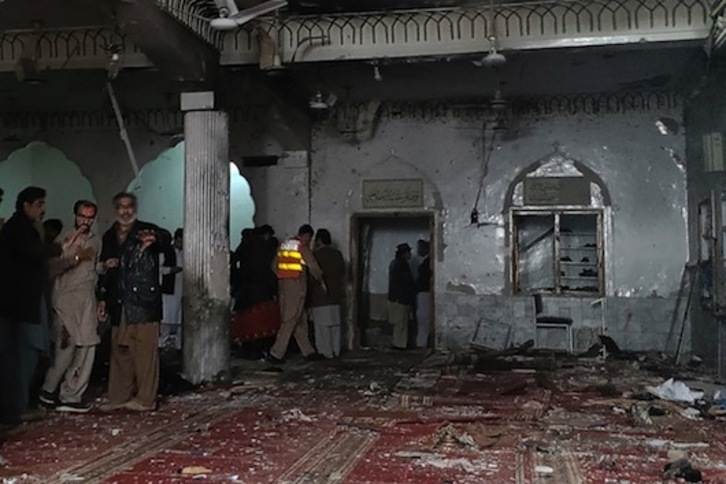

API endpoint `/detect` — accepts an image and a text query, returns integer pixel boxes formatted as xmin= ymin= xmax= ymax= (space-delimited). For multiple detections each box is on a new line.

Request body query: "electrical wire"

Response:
xmin=471 ymin=126 xmax=498 ymax=223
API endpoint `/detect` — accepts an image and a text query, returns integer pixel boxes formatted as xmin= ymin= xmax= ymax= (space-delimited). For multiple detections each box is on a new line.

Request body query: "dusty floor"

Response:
xmin=1 ymin=349 xmax=726 ymax=483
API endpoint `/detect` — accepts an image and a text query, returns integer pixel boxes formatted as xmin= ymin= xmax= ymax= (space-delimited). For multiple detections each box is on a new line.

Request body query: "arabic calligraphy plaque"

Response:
xmin=523 ymin=177 xmax=589 ymax=206
xmin=362 ymin=179 xmax=424 ymax=209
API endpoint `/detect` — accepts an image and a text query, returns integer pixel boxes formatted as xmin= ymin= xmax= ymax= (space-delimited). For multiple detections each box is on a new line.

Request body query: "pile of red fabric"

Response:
xmin=230 ymin=300 xmax=281 ymax=343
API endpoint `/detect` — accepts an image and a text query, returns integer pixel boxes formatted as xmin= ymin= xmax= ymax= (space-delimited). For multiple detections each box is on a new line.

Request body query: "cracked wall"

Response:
xmin=311 ymin=103 xmax=687 ymax=352
xmin=0 ymin=96 xmax=690 ymax=355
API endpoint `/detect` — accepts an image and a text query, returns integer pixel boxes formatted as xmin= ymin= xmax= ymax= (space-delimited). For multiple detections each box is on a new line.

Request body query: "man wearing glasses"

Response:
xmin=39 ymin=200 xmax=101 ymax=413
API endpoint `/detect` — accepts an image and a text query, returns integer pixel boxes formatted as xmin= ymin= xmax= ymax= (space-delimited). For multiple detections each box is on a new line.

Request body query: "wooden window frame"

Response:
xmin=511 ymin=208 xmax=604 ymax=297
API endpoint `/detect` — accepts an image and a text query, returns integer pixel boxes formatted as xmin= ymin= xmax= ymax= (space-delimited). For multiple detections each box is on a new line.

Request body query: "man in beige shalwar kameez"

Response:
xmin=39 ymin=201 xmax=103 ymax=413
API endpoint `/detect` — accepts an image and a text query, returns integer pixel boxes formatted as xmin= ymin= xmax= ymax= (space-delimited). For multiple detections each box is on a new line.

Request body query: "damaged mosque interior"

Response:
xmin=2 ymin=0 xmax=726 ymax=482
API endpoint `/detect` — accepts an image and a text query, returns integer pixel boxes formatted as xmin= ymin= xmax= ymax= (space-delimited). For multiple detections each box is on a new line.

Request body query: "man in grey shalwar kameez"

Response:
xmin=39 ymin=201 xmax=103 ymax=413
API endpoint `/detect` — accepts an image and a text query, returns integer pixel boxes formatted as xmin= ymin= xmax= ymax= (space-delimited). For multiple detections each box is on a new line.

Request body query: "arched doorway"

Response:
xmin=127 ymin=142 xmax=255 ymax=248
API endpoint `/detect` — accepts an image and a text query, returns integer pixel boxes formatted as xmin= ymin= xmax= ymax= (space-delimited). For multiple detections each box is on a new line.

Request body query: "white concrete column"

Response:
xmin=181 ymin=91 xmax=230 ymax=384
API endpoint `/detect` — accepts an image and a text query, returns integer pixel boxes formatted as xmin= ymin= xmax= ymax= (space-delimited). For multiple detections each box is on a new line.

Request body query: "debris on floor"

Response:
xmin=663 ymin=458 xmax=703 ymax=483
xmin=1 ymin=349 xmax=725 ymax=483
xmin=646 ymin=378 xmax=704 ymax=404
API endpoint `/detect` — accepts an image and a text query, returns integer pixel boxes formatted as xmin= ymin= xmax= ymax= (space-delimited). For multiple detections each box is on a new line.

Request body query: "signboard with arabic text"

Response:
xmin=362 ymin=179 xmax=424 ymax=209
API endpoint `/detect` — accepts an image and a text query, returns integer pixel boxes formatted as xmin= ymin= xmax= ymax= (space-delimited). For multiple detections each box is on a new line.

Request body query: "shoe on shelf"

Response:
xmin=124 ymin=400 xmax=157 ymax=412
xmin=56 ymin=402 xmax=91 ymax=414
xmin=264 ymin=352 xmax=285 ymax=365
xmin=304 ymin=353 xmax=326 ymax=362
xmin=98 ymin=401 xmax=128 ymax=412
xmin=38 ymin=390 xmax=58 ymax=407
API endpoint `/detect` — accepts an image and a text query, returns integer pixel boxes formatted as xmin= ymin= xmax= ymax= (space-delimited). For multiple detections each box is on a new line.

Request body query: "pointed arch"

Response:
xmin=128 ymin=141 xmax=255 ymax=248
xmin=0 ymin=141 xmax=95 ymax=229
xmin=504 ymin=147 xmax=612 ymax=211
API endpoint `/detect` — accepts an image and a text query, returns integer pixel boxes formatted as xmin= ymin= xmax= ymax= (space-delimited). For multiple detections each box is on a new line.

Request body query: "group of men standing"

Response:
xmin=0 ymin=188 xmax=168 ymax=423
xmin=267 ymin=224 xmax=346 ymax=363
xmin=0 ymin=183 xmax=426 ymax=424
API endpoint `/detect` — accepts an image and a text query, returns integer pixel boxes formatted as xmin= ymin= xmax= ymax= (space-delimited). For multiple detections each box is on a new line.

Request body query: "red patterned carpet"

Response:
xmin=2 ymin=351 xmax=726 ymax=483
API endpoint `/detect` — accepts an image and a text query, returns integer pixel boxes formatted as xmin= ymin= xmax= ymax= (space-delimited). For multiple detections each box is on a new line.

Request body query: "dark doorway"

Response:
xmin=351 ymin=213 xmax=435 ymax=350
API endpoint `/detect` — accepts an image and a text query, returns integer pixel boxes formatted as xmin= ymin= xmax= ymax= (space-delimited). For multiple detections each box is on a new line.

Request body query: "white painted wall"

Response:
xmin=365 ymin=218 xmax=430 ymax=294
xmin=0 ymin=99 xmax=689 ymax=352
xmin=309 ymin=104 xmax=687 ymax=350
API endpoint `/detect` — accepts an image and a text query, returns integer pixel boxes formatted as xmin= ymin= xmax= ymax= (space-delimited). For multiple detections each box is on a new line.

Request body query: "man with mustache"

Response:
xmin=97 ymin=192 xmax=169 ymax=412
xmin=39 ymin=201 xmax=101 ymax=413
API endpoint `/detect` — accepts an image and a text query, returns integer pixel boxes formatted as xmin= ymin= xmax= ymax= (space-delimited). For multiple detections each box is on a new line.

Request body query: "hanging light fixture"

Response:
xmin=15 ymin=22 xmax=45 ymax=85
xmin=473 ymin=0 xmax=506 ymax=68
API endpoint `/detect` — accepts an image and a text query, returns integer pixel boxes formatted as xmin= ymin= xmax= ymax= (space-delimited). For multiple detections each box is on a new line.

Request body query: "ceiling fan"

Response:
xmin=210 ymin=0 xmax=288 ymax=31
xmin=309 ymin=89 xmax=337 ymax=111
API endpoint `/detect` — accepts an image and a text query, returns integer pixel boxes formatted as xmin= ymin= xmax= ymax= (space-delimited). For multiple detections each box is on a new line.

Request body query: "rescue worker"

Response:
xmin=266 ymin=224 xmax=326 ymax=363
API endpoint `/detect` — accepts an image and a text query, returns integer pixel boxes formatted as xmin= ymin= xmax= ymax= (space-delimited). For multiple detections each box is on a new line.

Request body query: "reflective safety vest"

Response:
xmin=277 ymin=238 xmax=305 ymax=279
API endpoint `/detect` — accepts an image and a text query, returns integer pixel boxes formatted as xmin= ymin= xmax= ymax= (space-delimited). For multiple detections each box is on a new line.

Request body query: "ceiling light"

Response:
xmin=309 ymin=90 xmax=337 ymax=111
xmin=490 ymin=89 xmax=507 ymax=111
xmin=15 ymin=58 xmax=44 ymax=85
xmin=309 ymin=90 xmax=328 ymax=110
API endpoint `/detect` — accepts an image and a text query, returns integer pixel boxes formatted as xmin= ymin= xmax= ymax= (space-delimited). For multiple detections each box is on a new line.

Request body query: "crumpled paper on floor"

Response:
xmin=646 ymin=378 xmax=704 ymax=404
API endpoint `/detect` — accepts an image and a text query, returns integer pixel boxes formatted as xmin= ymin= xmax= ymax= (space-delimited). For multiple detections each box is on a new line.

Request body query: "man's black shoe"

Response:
xmin=56 ymin=402 xmax=91 ymax=414
xmin=305 ymin=353 xmax=326 ymax=362
xmin=265 ymin=352 xmax=285 ymax=365
xmin=39 ymin=390 xmax=58 ymax=407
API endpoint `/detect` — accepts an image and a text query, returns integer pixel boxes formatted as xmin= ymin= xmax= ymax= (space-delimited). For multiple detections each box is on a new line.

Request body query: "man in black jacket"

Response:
xmin=388 ymin=243 xmax=416 ymax=350
xmin=97 ymin=192 xmax=169 ymax=412
xmin=0 ymin=186 xmax=58 ymax=424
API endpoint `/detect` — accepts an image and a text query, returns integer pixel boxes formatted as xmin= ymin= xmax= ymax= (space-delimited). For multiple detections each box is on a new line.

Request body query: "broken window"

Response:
xmin=512 ymin=210 xmax=603 ymax=296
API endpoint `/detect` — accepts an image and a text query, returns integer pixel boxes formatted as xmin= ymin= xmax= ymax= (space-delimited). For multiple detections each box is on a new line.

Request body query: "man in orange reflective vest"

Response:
xmin=267 ymin=224 xmax=326 ymax=363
